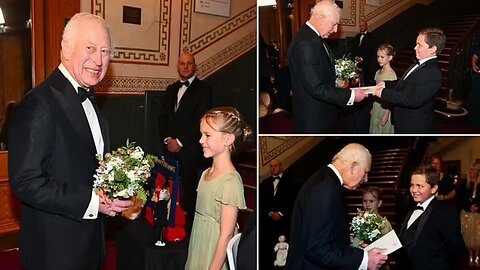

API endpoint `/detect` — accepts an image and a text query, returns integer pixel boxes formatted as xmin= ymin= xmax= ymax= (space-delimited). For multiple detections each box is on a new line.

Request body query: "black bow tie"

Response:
xmin=414 ymin=59 xmax=420 ymax=65
xmin=414 ymin=205 xmax=424 ymax=211
xmin=272 ymin=175 xmax=281 ymax=180
xmin=78 ymin=87 xmax=96 ymax=104
xmin=180 ymin=80 xmax=190 ymax=87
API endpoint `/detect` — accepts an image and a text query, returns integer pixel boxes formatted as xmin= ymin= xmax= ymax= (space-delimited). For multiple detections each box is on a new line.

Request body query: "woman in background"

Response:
xmin=458 ymin=162 xmax=480 ymax=265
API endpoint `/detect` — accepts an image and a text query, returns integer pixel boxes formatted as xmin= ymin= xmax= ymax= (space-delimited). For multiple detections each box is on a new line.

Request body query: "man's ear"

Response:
xmin=431 ymin=184 xmax=439 ymax=195
xmin=61 ymin=39 xmax=71 ymax=60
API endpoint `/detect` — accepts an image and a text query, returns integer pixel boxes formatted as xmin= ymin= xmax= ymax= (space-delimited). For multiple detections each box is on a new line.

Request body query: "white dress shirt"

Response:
xmin=404 ymin=56 xmax=437 ymax=79
xmin=407 ymin=195 xmax=435 ymax=229
xmin=58 ymin=64 xmax=103 ymax=219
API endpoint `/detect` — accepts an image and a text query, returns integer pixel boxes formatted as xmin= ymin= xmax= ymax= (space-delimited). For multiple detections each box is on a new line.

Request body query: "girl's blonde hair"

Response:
xmin=377 ymin=43 xmax=395 ymax=56
xmin=201 ymin=107 xmax=253 ymax=152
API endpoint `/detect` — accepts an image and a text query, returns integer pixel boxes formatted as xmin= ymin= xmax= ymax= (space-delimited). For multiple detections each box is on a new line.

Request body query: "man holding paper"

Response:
xmin=396 ymin=165 xmax=466 ymax=270
xmin=286 ymin=143 xmax=387 ymax=270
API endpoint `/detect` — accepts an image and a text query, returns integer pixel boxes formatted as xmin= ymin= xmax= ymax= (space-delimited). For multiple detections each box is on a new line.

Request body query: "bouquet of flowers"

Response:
xmin=350 ymin=209 xmax=390 ymax=245
xmin=93 ymin=140 xmax=158 ymax=203
xmin=335 ymin=56 xmax=358 ymax=83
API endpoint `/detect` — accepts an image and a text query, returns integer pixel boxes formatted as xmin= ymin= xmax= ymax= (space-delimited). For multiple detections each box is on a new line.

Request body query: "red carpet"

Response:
xmin=0 ymin=241 xmax=117 ymax=270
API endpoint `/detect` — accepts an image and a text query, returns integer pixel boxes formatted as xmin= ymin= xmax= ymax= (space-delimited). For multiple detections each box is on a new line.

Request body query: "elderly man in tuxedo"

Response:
xmin=287 ymin=0 xmax=368 ymax=133
xmin=374 ymin=27 xmax=446 ymax=133
xmin=395 ymin=165 xmax=466 ymax=270
xmin=8 ymin=13 xmax=132 ymax=270
xmin=260 ymin=159 xmax=297 ymax=269
xmin=158 ymin=52 xmax=212 ymax=232
xmin=286 ymin=143 xmax=387 ymax=270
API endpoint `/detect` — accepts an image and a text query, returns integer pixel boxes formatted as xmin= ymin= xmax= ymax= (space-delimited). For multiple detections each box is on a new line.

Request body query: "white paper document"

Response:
xmin=350 ymin=86 xmax=377 ymax=94
xmin=363 ymin=230 xmax=402 ymax=255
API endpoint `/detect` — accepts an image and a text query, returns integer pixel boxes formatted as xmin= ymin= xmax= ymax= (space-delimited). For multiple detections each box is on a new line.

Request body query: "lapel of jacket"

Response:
xmin=320 ymin=38 xmax=334 ymax=68
xmin=174 ymin=79 xmax=194 ymax=114
xmin=91 ymin=96 xmax=110 ymax=154
xmin=398 ymin=60 xmax=428 ymax=89
xmin=49 ymin=69 xmax=97 ymax=157
xmin=412 ymin=200 xmax=433 ymax=244
xmin=399 ymin=208 xmax=415 ymax=236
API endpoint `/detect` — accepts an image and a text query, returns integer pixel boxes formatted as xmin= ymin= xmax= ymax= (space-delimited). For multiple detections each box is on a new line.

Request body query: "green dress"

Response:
xmin=369 ymin=70 xmax=397 ymax=134
xmin=185 ymin=170 xmax=247 ymax=270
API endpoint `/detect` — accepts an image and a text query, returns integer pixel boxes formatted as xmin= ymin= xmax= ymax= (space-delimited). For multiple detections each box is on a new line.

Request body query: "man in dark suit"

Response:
xmin=352 ymin=19 xmax=376 ymax=87
xmin=395 ymin=165 xmax=466 ymax=270
xmin=374 ymin=27 xmax=446 ymax=133
xmin=8 ymin=13 xmax=132 ymax=270
xmin=287 ymin=0 xmax=368 ymax=133
xmin=341 ymin=18 xmax=376 ymax=133
xmin=286 ymin=143 xmax=387 ymax=270
xmin=260 ymin=159 xmax=297 ymax=269
xmin=158 ymin=52 xmax=212 ymax=232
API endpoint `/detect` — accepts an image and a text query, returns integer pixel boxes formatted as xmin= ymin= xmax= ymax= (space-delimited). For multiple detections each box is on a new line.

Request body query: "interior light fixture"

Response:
xmin=258 ymin=0 xmax=277 ymax=7
xmin=0 ymin=7 xmax=5 ymax=25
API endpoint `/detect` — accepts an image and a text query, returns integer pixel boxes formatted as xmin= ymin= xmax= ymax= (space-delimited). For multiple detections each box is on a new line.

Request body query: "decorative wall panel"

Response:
xmin=84 ymin=0 xmax=256 ymax=95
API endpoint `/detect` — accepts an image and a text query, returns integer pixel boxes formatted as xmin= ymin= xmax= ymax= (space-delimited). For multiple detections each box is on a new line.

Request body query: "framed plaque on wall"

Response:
xmin=194 ymin=0 xmax=231 ymax=17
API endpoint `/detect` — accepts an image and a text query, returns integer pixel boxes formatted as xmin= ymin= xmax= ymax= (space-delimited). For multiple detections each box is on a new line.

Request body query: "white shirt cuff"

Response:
xmin=347 ymin=89 xmax=355 ymax=106
xmin=359 ymin=250 xmax=368 ymax=270
xmin=83 ymin=190 xmax=99 ymax=219
xmin=176 ymin=138 xmax=183 ymax=148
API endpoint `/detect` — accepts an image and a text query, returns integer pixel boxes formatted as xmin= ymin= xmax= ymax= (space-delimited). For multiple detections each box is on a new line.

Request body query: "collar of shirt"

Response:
xmin=328 ymin=164 xmax=344 ymax=186
xmin=306 ymin=21 xmax=320 ymax=37
xmin=181 ymin=75 xmax=196 ymax=86
xmin=418 ymin=56 xmax=437 ymax=65
xmin=272 ymin=173 xmax=283 ymax=179
xmin=59 ymin=63 xmax=84 ymax=93
xmin=417 ymin=195 xmax=435 ymax=210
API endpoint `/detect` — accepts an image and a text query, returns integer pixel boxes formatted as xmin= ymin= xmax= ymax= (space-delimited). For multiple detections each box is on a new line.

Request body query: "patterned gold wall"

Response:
xmin=81 ymin=0 xmax=256 ymax=94
xmin=335 ymin=0 xmax=430 ymax=37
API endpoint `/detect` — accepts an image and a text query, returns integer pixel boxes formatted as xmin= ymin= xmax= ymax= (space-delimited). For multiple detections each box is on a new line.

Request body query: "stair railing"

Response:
xmin=446 ymin=17 xmax=480 ymax=104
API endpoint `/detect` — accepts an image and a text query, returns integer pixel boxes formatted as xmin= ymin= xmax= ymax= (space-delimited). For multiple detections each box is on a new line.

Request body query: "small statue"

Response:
xmin=274 ymin=235 xmax=289 ymax=267
xmin=153 ymin=187 xmax=170 ymax=247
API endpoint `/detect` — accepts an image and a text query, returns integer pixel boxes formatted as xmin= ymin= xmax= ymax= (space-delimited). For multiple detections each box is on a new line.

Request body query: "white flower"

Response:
xmin=92 ymin=140 xmax=157 ymax=202
xmin=335 ymin=56 xmax=358 ymax=82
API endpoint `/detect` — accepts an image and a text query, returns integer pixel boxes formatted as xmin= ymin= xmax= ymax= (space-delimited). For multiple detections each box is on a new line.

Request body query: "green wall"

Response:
xmin=97 ymin=48 xmax=256 ymax=154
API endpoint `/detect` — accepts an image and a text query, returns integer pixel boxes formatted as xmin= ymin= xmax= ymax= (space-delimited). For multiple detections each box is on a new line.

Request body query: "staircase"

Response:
xmin=345 ymin=147 xmax=410 ymax=229
xmin=391 ymin=13 xmax=480 ymax=102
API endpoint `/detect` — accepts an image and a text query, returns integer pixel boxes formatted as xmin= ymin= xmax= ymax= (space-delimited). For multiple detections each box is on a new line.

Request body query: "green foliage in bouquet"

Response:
xmin=93 ymin=139 xmax=158 ymax=202
xmin=350 ymin=209 xmax=390 ymax=244
xmin=335 ymin=56 xmax=358 ymax=82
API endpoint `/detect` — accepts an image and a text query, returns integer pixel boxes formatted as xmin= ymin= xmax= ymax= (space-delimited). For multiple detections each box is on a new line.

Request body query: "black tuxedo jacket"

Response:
xmin=352 ymin=32 xmax=376 ymax=85
xmin=288 ymin=24 xmax=351 ymax=133
xmin=158 ymin=77 xmax=212 ymax=161
xmin=286 ymin=166 xmax=363 ymax=270
xmin=8 ymin=68 xmax=109 ymax=270
xmin=381 ymin=58 xmax=441 ymax=133
xmin=396 ymin=199 xmax=466 ymax=270
xmin=259 ymin=174 xmax=296 ymax=223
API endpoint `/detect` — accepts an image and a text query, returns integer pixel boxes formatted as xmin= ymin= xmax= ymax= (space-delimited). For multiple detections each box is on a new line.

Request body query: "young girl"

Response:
xmin=185 ymin=107 xmax=252 ymax=270
xmin=352 ymin=186 xmax=393 ymax=247
xmin=370 ymin=44 xmax=397 ymax=134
